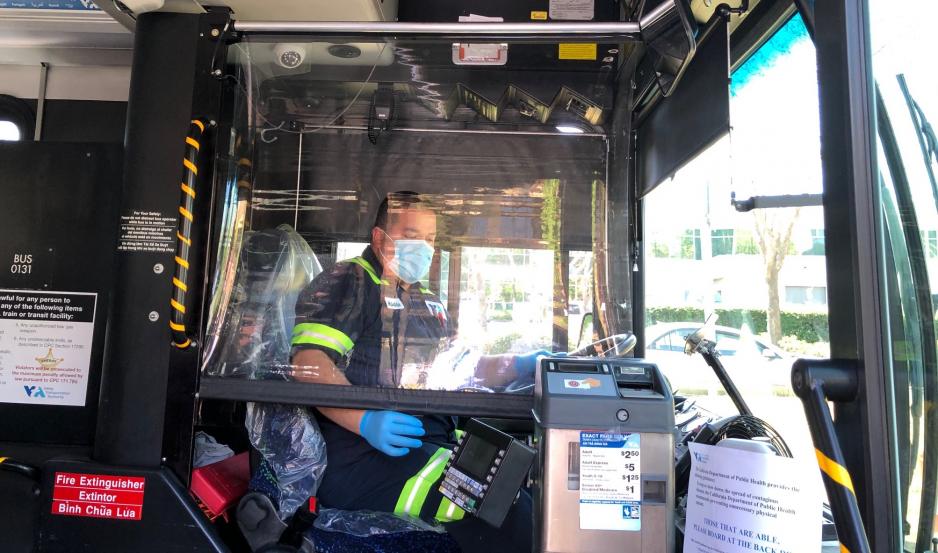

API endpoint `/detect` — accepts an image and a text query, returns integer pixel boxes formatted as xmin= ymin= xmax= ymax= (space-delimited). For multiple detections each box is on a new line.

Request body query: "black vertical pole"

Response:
xmin=792 ymin=359 xmax=871 ymax=553
xmin=94 ymin=12 xmax=203 ymax=467
xmin=813 ymin=0 xmax=899 ymax=548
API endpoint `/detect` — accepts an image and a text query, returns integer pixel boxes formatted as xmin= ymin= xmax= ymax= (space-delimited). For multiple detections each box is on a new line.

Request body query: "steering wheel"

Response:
xmin=568 ymin=333 xmax=637 ymax=358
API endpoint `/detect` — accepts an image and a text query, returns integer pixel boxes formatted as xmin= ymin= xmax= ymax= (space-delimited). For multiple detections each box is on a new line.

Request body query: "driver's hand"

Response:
xmin=359 ymin=411 xmax=425 ymax=457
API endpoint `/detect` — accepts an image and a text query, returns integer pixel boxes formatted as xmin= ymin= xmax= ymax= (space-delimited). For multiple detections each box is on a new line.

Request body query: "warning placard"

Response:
xmin=118 ymin=210 xmax=176 ymax=253
xmin=0 ymin=289 xmax=96 ymax=406
xmin=52 ymin=472 xmax=145 ymax=521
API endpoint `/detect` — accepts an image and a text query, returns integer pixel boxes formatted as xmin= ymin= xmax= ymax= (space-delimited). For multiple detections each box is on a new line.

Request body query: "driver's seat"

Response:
xmin=206 ymin=226 xmax=458 ymax=552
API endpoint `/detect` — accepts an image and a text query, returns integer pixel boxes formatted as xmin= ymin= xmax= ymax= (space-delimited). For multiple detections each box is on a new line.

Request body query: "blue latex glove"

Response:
xmin=514 ymin=349 xmax=555 ymax=377
xmin=359 ymin=410 xmax=425 ymax=457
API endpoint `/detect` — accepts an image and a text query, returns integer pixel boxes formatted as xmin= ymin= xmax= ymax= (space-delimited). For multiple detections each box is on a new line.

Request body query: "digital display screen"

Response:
xmin=456 ymin=435 xmax=498 ymax=482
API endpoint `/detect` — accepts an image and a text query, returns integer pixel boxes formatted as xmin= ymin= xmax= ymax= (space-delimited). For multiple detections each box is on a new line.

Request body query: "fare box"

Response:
xmin=51 ymin=472 xmax=145 ymax=521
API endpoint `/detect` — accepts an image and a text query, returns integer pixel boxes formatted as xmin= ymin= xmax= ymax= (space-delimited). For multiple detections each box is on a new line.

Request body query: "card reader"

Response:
xmin=439 ymin=418 xmax=535 ymax=528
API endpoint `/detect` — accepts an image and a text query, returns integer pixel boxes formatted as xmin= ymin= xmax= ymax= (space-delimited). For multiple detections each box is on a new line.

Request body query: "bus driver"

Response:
xmin=290 ymin=191 xmax=547 ymax=552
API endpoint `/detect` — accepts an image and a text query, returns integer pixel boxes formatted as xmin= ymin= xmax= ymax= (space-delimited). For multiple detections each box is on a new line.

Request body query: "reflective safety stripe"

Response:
xmin=169 ymin=321 xmax=186 ymax=332
xmin=171 ymin=299 xmax=186 ymax=314
xmin=815 ymin=448 xmax=855 ymax=495
xmin=346 ymin=257 xmax=388 ymax=285
xmin=840 ymin=544 xmax=850 ymax=553
xmin=394 ymin=448 xmax=452 ymax=517
xmin=434 ymin=497 xmax=466 ymax=522
xmin=183 ymin=158 xmax=198 ymax=175
xmin=185 ymin=136 xmax=200 ymax=151
xmin=0 ymin=457 xmax=6 ymax=464
xmin=291 ymin=322 xmax=354 ymax=355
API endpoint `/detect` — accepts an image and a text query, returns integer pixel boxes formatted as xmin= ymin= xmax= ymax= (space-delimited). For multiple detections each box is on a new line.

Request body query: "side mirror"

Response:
xmin=576 ymin=312 xmax=594 ymax=350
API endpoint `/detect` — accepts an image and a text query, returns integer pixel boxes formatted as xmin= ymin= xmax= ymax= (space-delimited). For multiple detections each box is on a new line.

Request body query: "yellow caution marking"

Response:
xmin=175 ymin=256 xmax=189 ymax=269
xmin=0 ymin=457 xmax=7 ymax=464
xmin=558 ymin=43 xmax=597 ymax=60
xmin=191 ymin=120 xmax=205 ymax=132
xmin=177 ymin=232 xmax=191 ymax=246
xmin=171 ymin=298 xmax=186 ymax=314
xmin=183 ymin=159 xmax=198 ymax=175
xmin=530 ymin=10 xmax=548 ymax=20
xmin=169 ymin=321 xmax=186 ymax=332
xmin=179 ymin=206 xmax=193 ymax=221
xmin=173 ymin=277 xmax=188 ymax=292
xmin=185 ymin=136 xmax=200 ymax=151
xmin=815 ymin=448 xmax=855 ymax=494
xmin=238 ymin=157 xmax=252 ymax=167
xmin=173 ymin=338 xmax=192 ymax=349
xmin=840 ymin=544 xmax=850 ymax=553
xmin=181 ymin=183 xmax=196 ymax=198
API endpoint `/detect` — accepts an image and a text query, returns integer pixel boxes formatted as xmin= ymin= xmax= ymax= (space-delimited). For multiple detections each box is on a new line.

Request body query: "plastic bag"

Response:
xmin=193 ymin=431 xmax=235 ymax=468
xmin=314 ymin=508 xmax=445 ymax=536
xmin=202 ymin=223 xmax=321 ymax=378
xmin=246 ymin=402 xmax=327 ymax=519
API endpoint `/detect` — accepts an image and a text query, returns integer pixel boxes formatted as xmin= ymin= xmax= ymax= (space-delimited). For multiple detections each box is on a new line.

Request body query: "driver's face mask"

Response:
xmin=378 ymin=229 xmax=434 ymax=284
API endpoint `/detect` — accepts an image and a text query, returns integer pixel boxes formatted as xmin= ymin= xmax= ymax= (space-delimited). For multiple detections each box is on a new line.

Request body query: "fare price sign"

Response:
xmin=52 ymin=472 xmax=145 ymax=521
xmin=579 ymin=432 xmax=641 ymax=531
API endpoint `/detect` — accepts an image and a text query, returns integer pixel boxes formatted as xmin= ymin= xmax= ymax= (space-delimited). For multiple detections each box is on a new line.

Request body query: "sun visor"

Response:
xmin=636 ymin=20 xmax=730 ymax=198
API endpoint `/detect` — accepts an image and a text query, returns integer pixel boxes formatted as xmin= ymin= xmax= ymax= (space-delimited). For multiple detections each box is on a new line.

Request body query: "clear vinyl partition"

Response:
xmin=199 ymin=33 xmax=634 ymax=417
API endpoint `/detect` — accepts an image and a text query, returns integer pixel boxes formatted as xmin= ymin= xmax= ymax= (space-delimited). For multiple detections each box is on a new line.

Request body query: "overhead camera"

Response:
xmin=273 ymin=43 xmax=307 ymax=69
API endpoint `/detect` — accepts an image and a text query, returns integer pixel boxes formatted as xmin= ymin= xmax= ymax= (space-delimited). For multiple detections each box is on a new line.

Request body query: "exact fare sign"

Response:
xmin=51 ymin=472 xmax=145 ymax=520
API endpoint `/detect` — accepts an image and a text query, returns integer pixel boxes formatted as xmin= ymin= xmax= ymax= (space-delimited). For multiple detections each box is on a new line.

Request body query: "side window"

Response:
xmin=643 ymin=14 xmax=827 ymax=474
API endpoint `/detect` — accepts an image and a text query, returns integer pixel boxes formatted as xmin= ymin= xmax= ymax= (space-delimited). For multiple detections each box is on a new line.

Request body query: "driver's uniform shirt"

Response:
xmin=291 ymin=246 xmax=462 ymax=520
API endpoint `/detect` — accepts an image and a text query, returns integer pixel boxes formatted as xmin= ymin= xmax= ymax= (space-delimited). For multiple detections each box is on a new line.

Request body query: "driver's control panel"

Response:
xmin=439 ymin=418 xmax=535 ymax=528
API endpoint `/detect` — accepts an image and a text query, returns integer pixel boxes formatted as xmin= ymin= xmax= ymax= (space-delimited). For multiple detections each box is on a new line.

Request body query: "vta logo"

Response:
xmin=24 ymin=385 xmax=46 ymax=398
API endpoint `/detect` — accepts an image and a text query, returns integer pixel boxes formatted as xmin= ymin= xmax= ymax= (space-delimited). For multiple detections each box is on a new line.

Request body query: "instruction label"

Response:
xmin=559 ymin=43 xmax=598 ymax=61
xmin=52 ymin=472 xmax=145 ymax=521
xmin=580 ymin=432 xmax=641 ymax=531
xmin=118 ymin=210 xmax=176 ymax=253
xmin=0 ymin=289 xmax=96 ymax=406
xmin=550 ymin=0 xmax=594 ymax=20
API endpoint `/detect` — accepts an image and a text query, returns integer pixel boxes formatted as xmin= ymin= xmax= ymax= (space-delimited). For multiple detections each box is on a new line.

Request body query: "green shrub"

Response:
xmin=646 ymin=306 xmax=829 ymax=343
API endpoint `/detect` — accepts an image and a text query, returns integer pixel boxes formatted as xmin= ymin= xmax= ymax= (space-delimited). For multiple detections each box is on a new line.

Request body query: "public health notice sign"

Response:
xmin=52 ymin=472 xmax=145 ymax=520
xmin=0 ymin=289 xmax=96 ymax=406
xmin=684 ymin=443 xmax=822 ymax=553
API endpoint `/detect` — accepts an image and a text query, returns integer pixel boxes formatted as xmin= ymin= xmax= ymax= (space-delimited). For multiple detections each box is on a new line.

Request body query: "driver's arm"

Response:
xmin=292 ymin=348 xmax=366 ymax=434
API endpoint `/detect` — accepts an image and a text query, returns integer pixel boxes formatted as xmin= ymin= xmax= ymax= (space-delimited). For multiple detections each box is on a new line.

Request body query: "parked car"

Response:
xmin=643 ymin=322 xmax=793 ymax=398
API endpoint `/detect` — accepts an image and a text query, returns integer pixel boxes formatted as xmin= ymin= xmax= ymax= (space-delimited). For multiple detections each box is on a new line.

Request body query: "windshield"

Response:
xmin=200 ymin=35 xmax=630 ymax=400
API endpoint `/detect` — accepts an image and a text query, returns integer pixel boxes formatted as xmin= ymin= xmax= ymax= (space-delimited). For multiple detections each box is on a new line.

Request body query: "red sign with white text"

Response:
xmin=51 ymin=472 xmax=145 ymax=520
